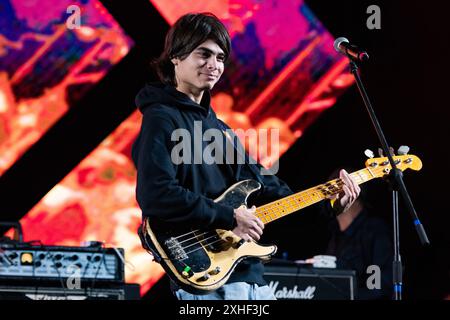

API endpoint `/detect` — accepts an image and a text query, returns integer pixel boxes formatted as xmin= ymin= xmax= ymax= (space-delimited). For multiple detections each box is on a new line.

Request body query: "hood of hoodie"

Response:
xmin=135 ymin=83 xmax=212 ymax=116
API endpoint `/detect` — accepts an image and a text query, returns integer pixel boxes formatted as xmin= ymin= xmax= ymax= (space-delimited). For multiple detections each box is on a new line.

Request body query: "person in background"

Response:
xmin=324 ymin=168 xmax=393 ymax=300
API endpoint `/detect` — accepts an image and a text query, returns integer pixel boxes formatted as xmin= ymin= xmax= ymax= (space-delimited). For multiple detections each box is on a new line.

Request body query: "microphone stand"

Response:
xmin=347 ymin=59 xmax=430 ymax=300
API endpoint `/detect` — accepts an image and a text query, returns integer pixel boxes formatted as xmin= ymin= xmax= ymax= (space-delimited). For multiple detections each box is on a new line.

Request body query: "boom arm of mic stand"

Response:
xmin=348 ymin=60 xmax=429 ymax=246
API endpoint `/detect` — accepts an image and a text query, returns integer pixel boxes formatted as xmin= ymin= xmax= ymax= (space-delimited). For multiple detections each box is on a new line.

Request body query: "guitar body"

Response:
xmin=141 ymin=179 xmax=277 ymax=294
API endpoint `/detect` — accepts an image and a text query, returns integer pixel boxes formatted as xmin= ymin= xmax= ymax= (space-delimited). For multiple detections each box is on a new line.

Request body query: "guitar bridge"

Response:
xmin=165 ymin=238 xmax=188 ymax=260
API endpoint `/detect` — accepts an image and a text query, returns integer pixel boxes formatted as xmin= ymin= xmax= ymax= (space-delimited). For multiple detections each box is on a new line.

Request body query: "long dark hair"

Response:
xmin=152 ymin=12 xmax=231 ymax=86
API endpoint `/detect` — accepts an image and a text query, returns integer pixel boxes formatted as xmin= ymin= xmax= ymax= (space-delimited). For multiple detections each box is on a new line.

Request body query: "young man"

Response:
xmin=132 ymin=12 xmax=360 ymax=300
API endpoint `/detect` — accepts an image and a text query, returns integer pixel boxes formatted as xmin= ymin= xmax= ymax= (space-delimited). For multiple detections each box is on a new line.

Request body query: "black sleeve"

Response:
xmin=358 ymin=221 xmax=394 ymax=300
xmin=132 ymin=108 xmax=235 ymax=230
xmin=251 ymin=162 xmax=294 ymax=204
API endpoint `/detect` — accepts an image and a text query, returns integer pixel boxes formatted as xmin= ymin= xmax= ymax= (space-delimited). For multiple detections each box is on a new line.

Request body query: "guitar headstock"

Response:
xmin=365 ymin=154 xmax=422 ymax=178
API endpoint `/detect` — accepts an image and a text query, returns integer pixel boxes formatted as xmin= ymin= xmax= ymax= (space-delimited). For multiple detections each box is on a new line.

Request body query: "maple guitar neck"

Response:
xmin=255 ymin=168 xmax=376 ymax=225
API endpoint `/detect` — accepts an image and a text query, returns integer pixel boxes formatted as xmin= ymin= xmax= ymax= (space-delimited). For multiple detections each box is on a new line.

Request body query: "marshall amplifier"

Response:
xmin=0 ymin=243 xmax=124 ymax=285
xmin=263 ymin=263 xmax=356 ymax=300
xmin=0 ymin=285 xmax=125 ymax=300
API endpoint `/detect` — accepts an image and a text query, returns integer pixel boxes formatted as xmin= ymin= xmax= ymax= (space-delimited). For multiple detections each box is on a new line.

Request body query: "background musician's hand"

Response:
xmin=232 ymin=205 xmax=264 ymax=242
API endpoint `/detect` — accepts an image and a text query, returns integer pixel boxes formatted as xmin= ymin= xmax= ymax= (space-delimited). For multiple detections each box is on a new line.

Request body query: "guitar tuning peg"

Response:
xmin=398 ymin=145 xmax=410 ymax=155
xmin=364 ymin=149 xmax=374 ymax=159
xmin=377 ymin=148 xmax=384 ymax=157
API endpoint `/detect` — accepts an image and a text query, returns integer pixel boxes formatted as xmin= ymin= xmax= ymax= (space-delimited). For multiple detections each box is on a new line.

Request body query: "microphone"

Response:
xmin=333 ymin=37 xmax=369 ymax=62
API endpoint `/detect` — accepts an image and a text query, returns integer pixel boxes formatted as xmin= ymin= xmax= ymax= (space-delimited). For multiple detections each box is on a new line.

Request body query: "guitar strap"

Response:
xmin=138 ymin=218 xmax=162 ymax=263
xmin=215 ymin=119 xmax=265 ymax=190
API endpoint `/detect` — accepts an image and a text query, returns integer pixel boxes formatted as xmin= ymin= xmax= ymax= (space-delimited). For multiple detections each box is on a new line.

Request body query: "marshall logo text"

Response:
xmin=268 ymin=281 xmax=316 ymax=299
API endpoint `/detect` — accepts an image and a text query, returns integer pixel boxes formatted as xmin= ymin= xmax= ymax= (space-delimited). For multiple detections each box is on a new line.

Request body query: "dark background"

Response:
xmin=0 ymin=0 xmax=448 ymax=300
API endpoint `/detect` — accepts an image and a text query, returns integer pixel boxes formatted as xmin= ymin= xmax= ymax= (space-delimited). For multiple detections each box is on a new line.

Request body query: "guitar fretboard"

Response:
xmin=255 ymin=168 xmax=377 ymax=224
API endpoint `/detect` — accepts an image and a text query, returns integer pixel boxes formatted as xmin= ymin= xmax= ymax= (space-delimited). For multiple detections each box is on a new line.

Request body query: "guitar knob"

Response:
xmin=389 ymin=147 xmax=395 ymax=156
xmin=377 ymin=148 xmax=384 ymax=157
xmin=208 ymin=266 xmax=221 ymax=275
xmin=397 ymin=145 xmax=410 ymax=155
xmin=197 ymin=273 xmax=211 ymax=282
xmin=364 ymin=149 xmax=374 ymax=159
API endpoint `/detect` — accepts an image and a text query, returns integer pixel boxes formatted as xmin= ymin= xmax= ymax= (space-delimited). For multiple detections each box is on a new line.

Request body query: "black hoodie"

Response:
xmin=131 ymin=83 xmax=293 ymax=288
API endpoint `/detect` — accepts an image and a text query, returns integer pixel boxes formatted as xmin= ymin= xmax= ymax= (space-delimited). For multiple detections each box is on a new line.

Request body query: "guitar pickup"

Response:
xmin=233 ymin=239 xmax=245 ymax=249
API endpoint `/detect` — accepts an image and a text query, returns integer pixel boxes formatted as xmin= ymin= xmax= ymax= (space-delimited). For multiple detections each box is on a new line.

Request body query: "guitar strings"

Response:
xmin=182 ymin=236 xmax=228 ymax=257
xmin=257 ymin=167 xmax=382 ymax=222
xmin=257 ymin=179 xmax=346 ymax=219
xmin=171 ymin=229 xmax=203 ymax=240
xmin=169 ymin=172 xmax=377 ymax=259
xmin=172 ymin=180 xmax=350 ymax=256
xmin=166 ymin=230 xmax=216 ymax=249
xmin=171 ymin=168 xmax=377 ymax=240
xmin=169 ymin=175 xmax=359 ymax=244
xmin=177 ymin=184 xmax=347 ymax=258
xmin=180 ymin=167 xmax=394 ymax=258
xmin=173 ymin=166 xmax=399 ymax=260
xmin=179 ymin=232 xmax=223 ymax=252
xmin=255 ymin=168 xmax=383 ymax=223
xmin=176 ymin=187 xmax=346 ymax=256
